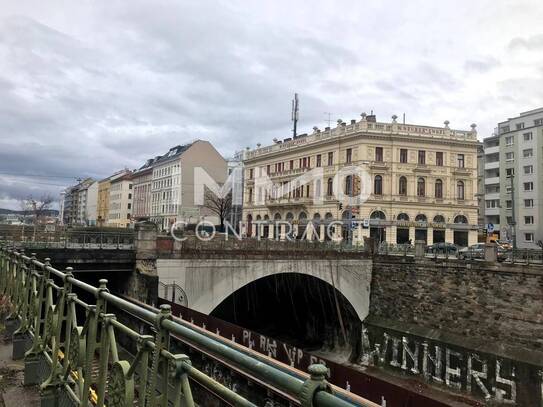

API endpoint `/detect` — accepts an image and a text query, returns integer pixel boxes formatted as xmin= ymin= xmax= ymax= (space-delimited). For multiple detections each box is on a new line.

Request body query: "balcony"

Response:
xmin=484 ymin=161 xmax=500 ymax=170
xmin=485 ymin=177 xmax=500 ymax=185
xmin=369 ymin=160 xmax=388 ymax=170
xmin=485 ymin=192 xmax=500 ymax=200
xmin=484 ymin=146 xmax=500 ymax=155
xmin=485 ymin=207 xmax=500 ymax=216
xmin=265 ymin=196 xmax=313 ymax=207
xmin=453 ymin=167 xmax=472 ymax=176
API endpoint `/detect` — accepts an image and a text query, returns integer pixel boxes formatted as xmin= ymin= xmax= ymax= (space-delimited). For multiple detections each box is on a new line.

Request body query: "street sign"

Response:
xmin=363 ymin=219 xmax=370 ymax=228
xmin=486 ymin=223 xmax=494 ymax=233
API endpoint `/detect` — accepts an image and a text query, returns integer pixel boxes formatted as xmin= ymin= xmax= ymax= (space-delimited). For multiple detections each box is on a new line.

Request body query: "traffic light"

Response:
xmin=339 ymin=203 xmax=343 ymax=210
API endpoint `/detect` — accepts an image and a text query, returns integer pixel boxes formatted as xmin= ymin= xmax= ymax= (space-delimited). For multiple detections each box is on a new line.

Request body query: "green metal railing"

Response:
xmin=0 ymin=244 xmax=358 ymax=407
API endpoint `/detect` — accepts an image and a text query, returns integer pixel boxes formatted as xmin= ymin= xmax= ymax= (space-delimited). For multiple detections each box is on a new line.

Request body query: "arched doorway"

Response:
xmin=297 ymin=212 xmax=308 ymax=239
xmin=432 ymin=215 xmax=446 ymax=243
xmin=370 ymin=210 xmax=386 ymax=243
xmin=324 ymin=212 xmax=334 ymax=241
xmin=396 ymin=213 xmax=410 ymax=244
xmin=263 ymin=214 xmax=270 ymax=238
xmin=210 ymin=273 xmax=360 ymax=350
xmin=313 ymin=213 xmax=322 ymax=240
xmin=453 ymin=215 xmax=469 ymax=247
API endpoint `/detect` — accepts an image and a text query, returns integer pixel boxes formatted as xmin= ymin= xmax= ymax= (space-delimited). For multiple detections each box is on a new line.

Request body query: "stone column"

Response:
xmin=427 ymin=227 xmax=434 ymax=245
xmin=386 ymin=226 xmax=396 ymax=245
xmin=135 ymin=221 xmax=158 ymax=260
xmin=468 ymin=230 xmax=478 ymax=246
xmin=445 ymin=228 xmax=454 ymax=244
xmin=409 ymin=227 xmax=415 ymax=244
xmin=268 ymin=224 xmax=274 ymax=239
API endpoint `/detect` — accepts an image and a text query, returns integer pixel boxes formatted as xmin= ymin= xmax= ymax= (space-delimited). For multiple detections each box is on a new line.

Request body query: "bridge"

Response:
xmin=0 ymin=244 xmax=379 ymax=407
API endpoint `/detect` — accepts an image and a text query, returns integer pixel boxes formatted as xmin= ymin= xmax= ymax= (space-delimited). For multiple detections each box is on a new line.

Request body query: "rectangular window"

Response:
xmin=506 ymin=200 xmax=512 ymax=208
xmin=506 ymin=216 xmax=513 ymax=224
xmin=500 ymin=126 xmax=510 ymax=134
xmin=534 ymin=118 xmax=543 ymax=126
xmin=506 ymin=168 xmax=514 ymax=176
xmin=436 ymin=151 xmax=443 ymax=166
xmin=418 ymin=150 xmax=426 ymax=165
xmin=523 ymin=148 xmax=533 ymax=158
xmin=525 ymin=233 xmax=534 ymax=242
xmin=457 ymin=154 xmax=465 ymax=168
xmin=346 ymin=148 xmax=352 ymax=163
xmin=266 ymin=165 xmax=270 ymax=175
xmin=524 ymin=182 xmax=534 ymax=191
xmin=316 ymin=154 xmax=321 ymax=167
xmin=505 ymin=152 xmax=514 ymax=161
xmin=525 ymin=199 xmax=534 ymax=208
xmin=505 ymin=136 xmax=514 ymax=146
xmin=249 ymin=168 xmax=254 ymax=179
xmin=525 ymin=216 xmax=534 ymax=224
xmin=328 ymin=152 xmax=333 ymax=166
xmin=524 ymin=165 xmax=534 ymax=174
xmin=290 ymin=160 xmax=294 ymax=170
xmin=400 ymin=148 xmax=408 ymax=163
xmin=523 ymin=132 xmax=533 ymax=141
xmin=375 ymin=147 xmax=383 ymax=162
xmin=515 ymin=122 xmax=525 ymax=130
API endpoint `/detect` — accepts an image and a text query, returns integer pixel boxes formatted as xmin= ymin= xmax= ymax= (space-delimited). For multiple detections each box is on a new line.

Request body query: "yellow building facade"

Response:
xmin=97 ymin=179 xmax=111 ymax=227
xmin=242 ymin=114 xmax=480 ymax=247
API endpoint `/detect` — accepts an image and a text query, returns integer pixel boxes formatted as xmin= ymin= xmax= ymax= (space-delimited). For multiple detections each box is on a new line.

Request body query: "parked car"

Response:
xmin=459 ymin=243 xmax=509 ymax=261
xmin=426 ymin=242 xmax=458 ymax=254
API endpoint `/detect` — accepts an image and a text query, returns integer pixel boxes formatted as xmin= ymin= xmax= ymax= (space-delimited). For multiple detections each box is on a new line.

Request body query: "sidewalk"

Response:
xmin=0 ymin=324 xmax=39 ymax=407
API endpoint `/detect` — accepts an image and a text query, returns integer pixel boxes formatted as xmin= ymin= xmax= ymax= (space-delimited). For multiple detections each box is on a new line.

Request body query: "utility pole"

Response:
xmin=508 ymin=173 xmax=517 ymax=250
xmin=291 ymin=93 xmax=299 ymax=138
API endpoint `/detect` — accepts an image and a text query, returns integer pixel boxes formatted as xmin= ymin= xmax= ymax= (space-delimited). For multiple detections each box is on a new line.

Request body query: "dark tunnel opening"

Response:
xmin=210 ymin=273 xmax=361 ymax=358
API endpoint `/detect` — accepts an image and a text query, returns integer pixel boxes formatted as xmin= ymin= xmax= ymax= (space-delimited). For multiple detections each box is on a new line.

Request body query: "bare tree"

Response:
xmin=19 ymin=195 xmax=54 ymax=241
xmin=202 ymin=188 xmax=232 ymax=229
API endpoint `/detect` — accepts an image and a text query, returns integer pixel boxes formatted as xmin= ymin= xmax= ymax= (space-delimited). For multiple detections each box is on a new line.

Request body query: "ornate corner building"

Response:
xmin=241 ymin=113 xmax=480 ymax=247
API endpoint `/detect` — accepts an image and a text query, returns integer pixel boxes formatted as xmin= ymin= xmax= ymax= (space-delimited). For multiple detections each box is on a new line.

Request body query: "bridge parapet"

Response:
xmin=0 ymin=244 xmax=369 ymax=407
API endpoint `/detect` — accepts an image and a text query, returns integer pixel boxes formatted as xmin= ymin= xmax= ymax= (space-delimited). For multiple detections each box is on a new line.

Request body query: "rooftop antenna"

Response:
xmin=403 ymin=113 xmax=406 ymax=124
xmin=324 ymin=112 xmax=333 ymax=136
xmin=291 ymin=93 xmax=299 ymax=138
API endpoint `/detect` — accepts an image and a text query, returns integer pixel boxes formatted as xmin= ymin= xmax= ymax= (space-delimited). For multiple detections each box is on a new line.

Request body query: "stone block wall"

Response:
xmin=369 ymin=256 xmax=543 ymax=354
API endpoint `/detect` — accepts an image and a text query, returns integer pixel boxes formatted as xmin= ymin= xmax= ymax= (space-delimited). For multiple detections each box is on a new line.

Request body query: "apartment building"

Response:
xmin=482 ymin=107 xmax=543 ymax=248
xmin=107 ymin=172 xmax=133 ymax=228
xmin=150 ymin=140 xmax=227 ymax=231
xmin=97 ymin=169 xmax=131 ymax=226
xmin=61 ymin=178 xmax=95 ymax=226
xmin=242 ymin=113 xmax=480 ymax=246
xmin=132 ymin=159 xmax=156 ymax=221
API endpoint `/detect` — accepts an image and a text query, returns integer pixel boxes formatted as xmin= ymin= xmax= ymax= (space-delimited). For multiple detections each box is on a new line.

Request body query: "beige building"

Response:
xmin=97 ymin=169 xmax=131 ymax=226
xmin=107 ymin=172 xmax=134 ymax=228
xmin=242 ymin=113 xmax=480 ymax=247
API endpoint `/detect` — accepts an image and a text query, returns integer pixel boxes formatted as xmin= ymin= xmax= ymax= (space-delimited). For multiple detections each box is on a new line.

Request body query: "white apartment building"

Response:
xmin=150 ymin=140 xmax=227 ymax=231
xmin=482 ymin=107 xmax=543 ymax=248
xmin=86 ymin=181 xmax=99 ymax=226
xmin=108 ymin=173 xmax=134 ymax=228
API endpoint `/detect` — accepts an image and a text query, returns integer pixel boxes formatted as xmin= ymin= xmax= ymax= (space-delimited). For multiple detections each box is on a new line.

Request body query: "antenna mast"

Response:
xmin=291 ymin=93 xmax=299 ymax=137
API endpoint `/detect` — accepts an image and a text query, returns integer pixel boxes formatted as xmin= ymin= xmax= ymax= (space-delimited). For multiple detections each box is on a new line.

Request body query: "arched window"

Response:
xmin=435 ymin=179 xmax=443 ymax=198
xmin=417 ymin=177 xmax=425 ymax=197
xmin=256 ymin=215 xmax=262 ymax=220
xmin=399 ymin=176 xmax=407 ymax=196
xmin=397 ymin=213 xmax=409 ymax=221
xmin=286 ymin=212 xmax=294 ymax=221
xmin=299 ymin=212 xmax=307 ymax=220
xmin=415 ymin=214 xmax=427 ymax=222
xmin=327 ymin=178 xmax=333 ymax=196
xmin=433 ymin=215 xmax=445 ymax=223
xmin=274 ymin=213 xmax=281 ymax=220
xmin=264 ymin=214 xmax=270 ymax=220
xmin=370 ymin=211 xmax=386 ymax=220
xmin=374 ymin=175 xmax=383 ymax=195
xmin=313 ymin=213 xmax=321 ymax=221
xmin=457 ymin=181 xmax=465 ymax=200
xmin=454 ymin=215 xmax=468 ymax=224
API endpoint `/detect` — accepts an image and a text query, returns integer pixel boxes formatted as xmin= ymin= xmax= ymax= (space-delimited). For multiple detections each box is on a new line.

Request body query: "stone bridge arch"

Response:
xmin=156 ymin=258 xmax=372 ymax=321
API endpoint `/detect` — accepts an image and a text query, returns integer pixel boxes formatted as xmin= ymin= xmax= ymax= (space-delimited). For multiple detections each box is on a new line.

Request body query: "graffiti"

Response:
xmin=359 ymin=324 xmax=538 ymax=405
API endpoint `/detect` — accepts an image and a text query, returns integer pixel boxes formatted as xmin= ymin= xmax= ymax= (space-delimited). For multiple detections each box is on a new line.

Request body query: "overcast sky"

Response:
xmin=0 ymin=0 xmax=542 ymax=209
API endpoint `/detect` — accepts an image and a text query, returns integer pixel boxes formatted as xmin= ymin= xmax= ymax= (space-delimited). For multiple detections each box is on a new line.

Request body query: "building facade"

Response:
xmin=61 ymin=178 xmax=95 ymax=226
xmin=482 ymin=107 xmax=543 ymax=248
xmin=150 ymin=140 xmax=227 ymax=231
xmin=132 ymin=160 xmax=155 ymax=221
xmin=107 ymin=173 xmax=133 ymax=228
xmin=242 ymin=113 xmax=480 ymax=247
xmin=97 ymin=169 xmax=131 ymax=226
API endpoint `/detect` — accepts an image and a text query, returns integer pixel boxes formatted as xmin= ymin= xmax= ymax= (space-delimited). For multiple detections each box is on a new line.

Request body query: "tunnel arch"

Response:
xmin=210 ymin=272 xmax=362 ymax=349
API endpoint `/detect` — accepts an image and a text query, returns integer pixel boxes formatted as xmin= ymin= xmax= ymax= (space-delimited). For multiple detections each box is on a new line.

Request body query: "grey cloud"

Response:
xmin=508 ymin=34 xmax=543 ymax=50
xmin=464 ymin=57 xmax=500 ymax=73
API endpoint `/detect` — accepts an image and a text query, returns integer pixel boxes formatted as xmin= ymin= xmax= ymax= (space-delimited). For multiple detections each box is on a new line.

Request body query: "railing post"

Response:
xmin=300 ymin=364 xmax=332 ymax=407
xmin=147 ymin=304 xmax=172 ymax=407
